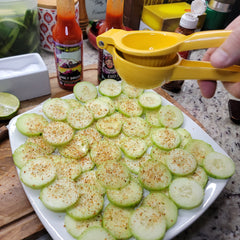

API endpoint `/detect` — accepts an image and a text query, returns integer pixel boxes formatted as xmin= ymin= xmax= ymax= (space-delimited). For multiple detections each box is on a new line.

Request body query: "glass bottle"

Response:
xmin=52 ymin=0 xmax=83 ymax=90
xmin=98 ymin=0 xmax=126 ymax=83
xmin=162 ymin=13 xmax=198 ymax=93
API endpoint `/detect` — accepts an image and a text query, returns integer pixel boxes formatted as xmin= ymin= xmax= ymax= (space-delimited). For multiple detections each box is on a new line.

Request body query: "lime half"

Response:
xmin=0 ymin=92 xmax=20 ymax=120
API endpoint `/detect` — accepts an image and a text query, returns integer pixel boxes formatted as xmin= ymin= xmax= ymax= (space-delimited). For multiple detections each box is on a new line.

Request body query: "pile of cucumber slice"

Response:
xmin=13 ymin=80 xmax=235 ymax=240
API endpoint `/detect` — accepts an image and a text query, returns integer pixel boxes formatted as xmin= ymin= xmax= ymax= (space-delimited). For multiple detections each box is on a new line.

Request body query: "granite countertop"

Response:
xmin=39 ymin=41 xmax=240 ymax=240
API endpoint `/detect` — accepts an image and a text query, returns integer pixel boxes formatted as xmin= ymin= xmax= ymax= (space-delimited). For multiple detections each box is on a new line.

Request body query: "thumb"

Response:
xmin=210 ymin=27 xmax=240 ymax=68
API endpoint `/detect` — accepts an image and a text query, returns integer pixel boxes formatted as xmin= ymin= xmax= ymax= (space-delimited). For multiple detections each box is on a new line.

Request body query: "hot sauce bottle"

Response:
xmin=53 ymin=0 xmax=83 ymax=90
xmin=98 ymin=0 xmax=126 ymax=82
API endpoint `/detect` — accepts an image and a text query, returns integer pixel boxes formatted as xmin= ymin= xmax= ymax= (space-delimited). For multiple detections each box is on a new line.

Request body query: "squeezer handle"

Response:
xmin=171 ymin=58 xmax=240 ymax=83
xmin=178 ymin=30 xmax=232 ymax=52
xmin=97 ymin=29 xmax=126 ymax=49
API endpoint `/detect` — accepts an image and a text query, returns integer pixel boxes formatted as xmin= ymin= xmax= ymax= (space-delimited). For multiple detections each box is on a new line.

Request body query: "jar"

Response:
xmin=38 ymin=0 xmax=79 ymax=52
xmin=0 ymin=0 xmax=40 ymax=58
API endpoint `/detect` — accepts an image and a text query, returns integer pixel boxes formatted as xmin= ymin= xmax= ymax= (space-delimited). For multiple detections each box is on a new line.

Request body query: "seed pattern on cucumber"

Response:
xmin=12 ymin=81 xmax=235 ymax=240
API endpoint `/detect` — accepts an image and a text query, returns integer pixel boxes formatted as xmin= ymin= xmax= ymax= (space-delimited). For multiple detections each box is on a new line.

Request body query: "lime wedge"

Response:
xmin=0 ymin=92 xmax=20 ymax=120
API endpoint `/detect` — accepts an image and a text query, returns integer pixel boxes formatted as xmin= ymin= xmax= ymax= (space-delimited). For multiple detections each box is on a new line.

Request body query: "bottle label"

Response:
xmin=179 ymin=51 xmax=189 ymax=59
xmin=54 ymin=41 xmax=83 ymax=86
xmin=98 ymin=49 xmax=121 ymax=81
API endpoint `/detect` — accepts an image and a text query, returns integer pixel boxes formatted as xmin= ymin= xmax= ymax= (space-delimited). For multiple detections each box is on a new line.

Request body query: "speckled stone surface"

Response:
xmin=166 ymin=51 xmax=240 ymax=240
xmin=39 ymin=43 xmax=240 ymax=240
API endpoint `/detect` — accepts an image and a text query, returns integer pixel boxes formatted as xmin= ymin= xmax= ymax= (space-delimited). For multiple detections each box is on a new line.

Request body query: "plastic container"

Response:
xmin=38 ymin=0 xmax=79 ymax=52
xmin=0 ymin=0 xmax=40 ymax=58
xmin=0 ymin=53 xmax=50 ymax=101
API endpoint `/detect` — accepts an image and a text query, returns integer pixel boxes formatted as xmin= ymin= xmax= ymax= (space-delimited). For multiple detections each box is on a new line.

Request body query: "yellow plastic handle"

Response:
xmin=171 ymin=58 xmax=240 ymax=82
xmin=178 ymin=30 xmax=232 ymax=52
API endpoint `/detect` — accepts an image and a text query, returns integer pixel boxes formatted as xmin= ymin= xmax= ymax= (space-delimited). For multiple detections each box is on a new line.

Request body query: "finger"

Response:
xmin=202 ymin=48 xmax=217 ymax=61
xmin=197 ymin=80 xmax=217 ymax=98
xmin=210 ymin=27 xmax=240 ymax=68
xmin=223 ymin=82 xmax=240 ymax=99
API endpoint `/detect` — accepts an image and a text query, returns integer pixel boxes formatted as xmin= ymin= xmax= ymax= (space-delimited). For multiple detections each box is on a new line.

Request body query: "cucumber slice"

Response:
xmin=188 ymin=166 xmax=208 ymax=188
xmin=103 ymin=204 xmax=132 ymax=239
xmin=42 ymin=121 xmax=74 ymax=146
xmin=26 ymin=136 xmax=56 ymax=154
xmin=78 ymin=226 xmax=115 ymax=240
xmin=158 ymin=105 xmax=184 ymax=129
xmin=64 ymin=214 xmax=102 ymax=239
xmin=166 ymin=148 xmax=197 ymax=176
xmin=150 ymin=145 xmax=169 ymax=165
xmin=122 ymin=117 xmax=150 ymax=138
xmin=42 ymin=98 xmax=70 ymax=121
xmin=203 ymin=151 xmax=235 ymax=179
xmin=144 ymin=132 xmax=154 ymax=148
xmin=121 ymin=80 xmax=144 ymax=98
xmin=145 ymin=109 xmax=162 ymax=127
xmin=96 ymin=162 xmax=130 ymax=189
xmin=106 ymin=179 xmax=143 ymax=207
xmin=169 ymin=177 xmax=204 ymax=209
xmin=138 ymin=159 xmax=172 ymax=191
xmin=97 ymin=96 xmax=116 ymax=116
xmin=176 ymin=128 xmax=192 ymax=148
xmin=142 ymin=192 xmax=178 ymax=229
xmin=129 ymin=206 xmax=166 ymax=240
xmin=120 ymin=136 xmax=147 ymax=159
xmin=78 ymin=154 xmax=95 ymax=172
xmin=67 ymin=192 xmax=104 ymax=220
xmin=58 ymin=134 xmax=89 ymax=159
xmin=67 ymin=106 xmax=94 ymax=130
xmin=20 ymin=157 xmax=56 ymax=189
xmin=90 ymin=139 xmax=122 ymax=166
xmin=16 ymin=113 xmax=48 ymax=137
xmin=50 ymin=155 xmax=82 ymax=180
xmin=76 ymin=170 xmax=106 ymax=195
xmin=112 ymin=93 xmax=129 ymax=110
xmin=118 ymin=98 xmax=143 ymax=117
xmin=13 ymin=142 xmax=46 ymax=169
xmin=123 ymin=154 xmax=151 ymax=174
xmin=64 ymin=98 xmax=82 ymax=109
xmin=151 ymin=128 xmax=181 ymax=150
xmin=73 ymin=81 xmax=98 ymax=103
xmin=96 ymin=115 xmax=122 ymax=137
xmin=40 ymin=178 xmax=80 ymax=212
xmin=76 ymin=127 xmax=102 ymax=147
xmin=184 ymin=139 xmax=214 ymax=166
xmin=103 ymin=132 xmax=126 ymax=148
xmin=110 ymin=111 xmax=128 ymax=123
xmin=98 ymin=79 xmax=122 ymax=97
xmin=85 ymin=98 xmax=110 ymax=119
xmin=138 ymin=91 xmax=162 ymax=109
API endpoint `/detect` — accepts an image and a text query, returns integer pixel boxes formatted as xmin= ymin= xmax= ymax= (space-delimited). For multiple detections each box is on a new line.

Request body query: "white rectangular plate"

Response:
xmin=8 ymin=92 xmax=228 ymax=240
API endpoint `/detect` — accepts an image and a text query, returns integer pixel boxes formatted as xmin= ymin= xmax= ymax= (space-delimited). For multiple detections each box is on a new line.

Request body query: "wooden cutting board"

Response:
xmin=0 ymin=64 xmax=205 ymax=240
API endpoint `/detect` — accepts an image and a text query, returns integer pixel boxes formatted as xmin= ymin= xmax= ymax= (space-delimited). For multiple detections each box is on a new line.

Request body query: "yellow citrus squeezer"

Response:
xmin=97 ymin=29 xmax=240 ymax=89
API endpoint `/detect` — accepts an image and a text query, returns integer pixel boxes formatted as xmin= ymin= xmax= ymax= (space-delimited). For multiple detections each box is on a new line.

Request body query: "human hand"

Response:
xmin=198 ymin=16 xmax=240 ymax=98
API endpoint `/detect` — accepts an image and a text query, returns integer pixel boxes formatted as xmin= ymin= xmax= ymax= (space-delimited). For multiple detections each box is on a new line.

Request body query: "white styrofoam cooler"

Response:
xmin=0 ymin=53 xmax=51 ymax=101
